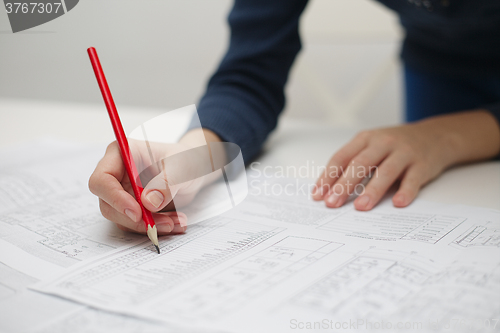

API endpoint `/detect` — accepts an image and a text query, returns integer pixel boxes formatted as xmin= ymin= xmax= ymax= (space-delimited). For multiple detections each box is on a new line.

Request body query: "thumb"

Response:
xmin=141 ymin=171 xmax=179 ymax=212
xmin=140 ymin=145 xmax=214 ymax=212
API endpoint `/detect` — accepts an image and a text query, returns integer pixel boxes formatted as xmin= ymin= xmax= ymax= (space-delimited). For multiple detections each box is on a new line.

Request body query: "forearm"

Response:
xmin=179 ymin=128 xmax=224 ymax=187
xmin=195 ymin=0 xmax=308 ymax=162
xmin=180 ymin=128 xmax=222 ymax=147
xmin=414 ymin=109 xmax=500 ymax=166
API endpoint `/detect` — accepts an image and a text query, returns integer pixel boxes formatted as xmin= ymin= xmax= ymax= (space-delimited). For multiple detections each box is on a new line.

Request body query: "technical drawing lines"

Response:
xmin=450 ymin=222 xmax=500 ymax=248
xmin=288 ymin=248 xmax=438 ymax=318
xmin=318 ymin=209 xmax=465 ymax=244
xmin=50 ymin=218 xmax=285 ymax=305
xmin=155 ymin=237 xmax=344 ymax=319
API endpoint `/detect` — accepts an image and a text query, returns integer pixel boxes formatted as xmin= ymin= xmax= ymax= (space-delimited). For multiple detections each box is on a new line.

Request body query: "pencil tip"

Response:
xmin=147 ymin=225 xmax=160 ymax=254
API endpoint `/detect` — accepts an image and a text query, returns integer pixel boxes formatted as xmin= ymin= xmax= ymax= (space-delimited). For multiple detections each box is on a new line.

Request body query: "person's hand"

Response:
xmin=89 ymin=129 xmax=223 ymax=235
xmin=312 ymin=110 xmax=500 ymax=210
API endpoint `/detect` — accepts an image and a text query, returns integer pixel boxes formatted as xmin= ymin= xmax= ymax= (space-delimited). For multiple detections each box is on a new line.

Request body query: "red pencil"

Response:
xmin=87 ymin=47 xmax=160 ymax=254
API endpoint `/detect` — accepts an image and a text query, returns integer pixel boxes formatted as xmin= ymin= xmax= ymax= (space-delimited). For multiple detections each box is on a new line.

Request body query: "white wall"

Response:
xmin=0 ymin=0 xmax=402 ymax=127
xmin=289 ymin=0 xmax=403 ymax=127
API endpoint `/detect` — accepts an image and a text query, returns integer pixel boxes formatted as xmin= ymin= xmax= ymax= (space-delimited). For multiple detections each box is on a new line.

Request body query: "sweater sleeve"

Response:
xmin=483 ymin=103 xmax=500 ymax=159
xmin=192 ymin=0 xmax=309 ymax=163
xmin=484 ymin=103 xmax=500 ymax=125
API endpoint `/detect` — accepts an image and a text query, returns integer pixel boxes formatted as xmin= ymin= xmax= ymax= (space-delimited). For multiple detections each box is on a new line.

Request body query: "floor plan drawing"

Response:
xmin=450 ymin=221 xmax=500 ymax=248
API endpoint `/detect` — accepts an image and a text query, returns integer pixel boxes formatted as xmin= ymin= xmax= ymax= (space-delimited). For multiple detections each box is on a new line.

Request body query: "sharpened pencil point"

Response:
xmin=146 ymin=224 xmax=160 ymax=254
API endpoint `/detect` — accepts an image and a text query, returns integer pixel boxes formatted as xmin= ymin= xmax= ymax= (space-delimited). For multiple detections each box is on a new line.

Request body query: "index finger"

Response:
xmin=312 ymin=134 xmax=368 ymax=200
xmin=89 ymin=142 xmax=142 ymax=222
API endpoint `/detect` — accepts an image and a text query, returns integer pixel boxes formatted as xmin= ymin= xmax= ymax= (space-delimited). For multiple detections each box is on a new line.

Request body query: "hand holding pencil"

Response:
xmin=87 ymin=47 xmax=164 ymax=253
xmin=86 ymin=47 xmax=222 ymax=249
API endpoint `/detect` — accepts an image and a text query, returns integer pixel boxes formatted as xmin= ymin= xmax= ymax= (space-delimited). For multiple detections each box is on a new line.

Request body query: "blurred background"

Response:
xmin=0 ymin=0 xmax=402 ymax=133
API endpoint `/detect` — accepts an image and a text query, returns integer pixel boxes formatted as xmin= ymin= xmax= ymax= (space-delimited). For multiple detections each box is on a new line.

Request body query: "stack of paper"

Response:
xmin=1 ymin=141 xmax=499 ymax=333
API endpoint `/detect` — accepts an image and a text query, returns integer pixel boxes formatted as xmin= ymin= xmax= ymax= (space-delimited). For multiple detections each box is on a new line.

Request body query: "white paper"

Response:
xmin=0 ymin=261 xmax=83 ymax=333
xmin=33 ymin=178 xmax=500 ymax=333
xmin=2 ymin=142 xmax=499 ymax=333
xmin=0 ymin=141 xmax=145 ymax=276
xmin=0 ymin=141 xmax=177 ymax=333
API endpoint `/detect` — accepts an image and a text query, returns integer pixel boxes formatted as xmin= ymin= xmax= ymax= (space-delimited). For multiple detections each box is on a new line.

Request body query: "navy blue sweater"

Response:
xmin=196 ymin=0 xmax=500 ymax=162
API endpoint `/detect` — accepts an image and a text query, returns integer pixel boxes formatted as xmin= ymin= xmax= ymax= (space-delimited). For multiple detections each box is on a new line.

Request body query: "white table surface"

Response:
xmin=1 ymin=98 xmax=499 ymax=210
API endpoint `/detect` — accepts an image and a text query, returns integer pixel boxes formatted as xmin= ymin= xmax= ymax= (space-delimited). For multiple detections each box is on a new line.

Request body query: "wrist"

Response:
xmin=415 ymin=110 xmax=500 ymax=166
xmin=180 ymin=128 xmax=226 ymax=187
xmin=180 ymin=128 xmax=222 ymax=148
xmin=410 ymin=118 xmax=460 ymax=169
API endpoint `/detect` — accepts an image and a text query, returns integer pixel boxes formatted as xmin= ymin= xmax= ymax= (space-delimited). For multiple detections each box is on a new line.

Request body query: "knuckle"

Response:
xmin=377 ymin=133 xmax=397 ymax=147
xmin=351 ymin=156 xmax=369 ymax=167
xmin=399 ymin=146 xmax=413 ymax=158
xmin=88 ymin=173 xmax=99 ymax=194
xmin=355 ymin=130 xmax=371 ymax=141
xmin=399 ymin=142 xmax=418 ymax=157
xmin=109 ymin=196 xmax=122 ymax=212
xmin=99 ymin=200 xmax=112 ymax=220
xmin=106 ymin=141 xmax=118 ymax=152
xmin=162 ymin=173 xmax=174 ymax=187
xmin=380 ymin=164 xmax=398 ymax=178
xmin=324 ymin=164 xmax=340 ymax=179
xmin=413 ymin=163 xmax=429 ymax=177
xmin=331 ymin=151 xmax=349 ymax=166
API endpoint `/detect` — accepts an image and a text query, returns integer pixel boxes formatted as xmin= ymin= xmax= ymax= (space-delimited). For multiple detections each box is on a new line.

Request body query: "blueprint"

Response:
xmin=34 ymin=182 xmax=500 ymax=333
xmin=0 ymin=141 xmax=145 ymax=280
xmin=1 ymin=142 xmax=499 ymax=333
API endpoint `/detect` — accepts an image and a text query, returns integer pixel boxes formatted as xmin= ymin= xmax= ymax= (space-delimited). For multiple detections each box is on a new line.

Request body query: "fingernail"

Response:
xmin=356 ymin=195 xmax=370 ymax=209
xmin=167 ymin=214 xmax=188 ymax=228
xmin=157 ymin=223 xmax=173 ymax=233
xmin=146 ymin=191 xmax=164 ymax=208
xmin=394 ymin=194 xmax=405 ymax=205
xmin=177 ymin=215 xmax=187 ymax=228
xmin=124 ymin=209 xmax=137 ymax=222
xmin=327 ymin=193 xmax=340 ymax=206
